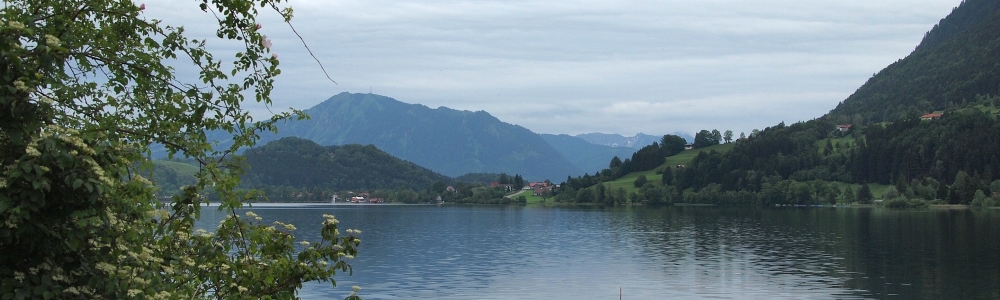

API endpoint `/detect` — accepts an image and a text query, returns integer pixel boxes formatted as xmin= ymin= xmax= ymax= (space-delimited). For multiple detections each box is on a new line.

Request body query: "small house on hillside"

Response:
xmin=921 ymin=113 xmax=943 ymax=120
xmin=836 ymin=124 xmax=852 ymax=132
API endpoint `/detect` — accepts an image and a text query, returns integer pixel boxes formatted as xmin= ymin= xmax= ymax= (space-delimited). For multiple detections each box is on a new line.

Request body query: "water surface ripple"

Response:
xmin=196 ymin=205 xmax=1000 ymax=299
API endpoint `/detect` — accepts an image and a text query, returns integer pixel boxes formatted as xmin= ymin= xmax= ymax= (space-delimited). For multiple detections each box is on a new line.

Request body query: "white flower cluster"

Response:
xmin=245 ymin=211 xmax=262 ymax=221
xmin=95 ymin=262 xmax=116 ymax=273
xmin=195 ymin=228 xmax=213 ymax=238
xmin=7 ymin=20 xmax=24 ymax=30
xmin=44 ymin=34 xmax=59 ymax=47
xmin=13 ymin=80 xmax=29 ymax=92
xmin=275 ymin=221 xmax=295 ymax=231
xmin=322 ymin=214 xmax=339 ymax=226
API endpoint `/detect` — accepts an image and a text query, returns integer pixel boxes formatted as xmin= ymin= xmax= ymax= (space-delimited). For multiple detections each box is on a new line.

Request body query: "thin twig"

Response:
xmin=273 ymin=4 xmax=337 ymax=85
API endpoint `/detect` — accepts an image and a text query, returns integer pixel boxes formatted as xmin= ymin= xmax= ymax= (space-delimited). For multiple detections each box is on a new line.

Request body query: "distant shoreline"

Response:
xmin=199 ymin=202 xmax=439 ymax=207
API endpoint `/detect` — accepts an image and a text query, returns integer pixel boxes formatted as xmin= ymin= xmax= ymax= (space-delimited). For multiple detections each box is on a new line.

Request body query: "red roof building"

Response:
xmin=921 ymin=113 xmax=943 ymax=120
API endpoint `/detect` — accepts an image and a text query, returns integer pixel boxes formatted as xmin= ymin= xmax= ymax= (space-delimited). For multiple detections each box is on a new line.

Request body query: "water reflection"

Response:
xmin=194 ymin=205 xmax=1000 ymax=300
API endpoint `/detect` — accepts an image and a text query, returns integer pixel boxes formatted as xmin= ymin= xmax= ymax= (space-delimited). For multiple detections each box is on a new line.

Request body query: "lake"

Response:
xmin=195 ymin=205 xmax=1000 ymax=299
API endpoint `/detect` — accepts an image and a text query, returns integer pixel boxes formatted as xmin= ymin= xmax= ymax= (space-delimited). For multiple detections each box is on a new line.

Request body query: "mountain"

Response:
xmin=828 ymin=0 xmax=1000 ymax=124
xmin=150 ymin=138 xmax=454 ymax=194
xmin=915 ymin=0 xmax=1000 ymax=51
xmin=539 ymin=134 xmax=637 ymax=175
xmin=257 ymin=92 xmax=581 ymax=181
xmin=241 ymin=137 xmax=452 ymax=191
xmin=558 ymin=0 xmax=1000 ymax=207
xmin=576 ymin=133 xmax=660 ymax=149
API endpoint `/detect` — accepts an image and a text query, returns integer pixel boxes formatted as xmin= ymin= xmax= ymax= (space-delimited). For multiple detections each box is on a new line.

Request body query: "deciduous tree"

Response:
xmin=0 ymin=0 xmax=361 ymax=299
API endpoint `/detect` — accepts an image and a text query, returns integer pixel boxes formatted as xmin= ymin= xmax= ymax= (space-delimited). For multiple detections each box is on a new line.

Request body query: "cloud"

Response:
xmin=145 ymin=0 xmax=961 ymax=136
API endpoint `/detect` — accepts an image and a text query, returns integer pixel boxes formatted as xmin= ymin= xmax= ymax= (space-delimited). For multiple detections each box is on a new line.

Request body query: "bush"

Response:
xmin=882 ymin=186 xmax=901 ymax=200
xmin=634 ymin=175 xmax=648 ymax=188
xmin=883 ymin=197 xmax=930 ymax=208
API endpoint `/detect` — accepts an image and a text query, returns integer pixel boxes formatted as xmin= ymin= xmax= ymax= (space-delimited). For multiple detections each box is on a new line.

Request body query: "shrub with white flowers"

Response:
xmin=0 ymin=0 xmax=360 ymax=299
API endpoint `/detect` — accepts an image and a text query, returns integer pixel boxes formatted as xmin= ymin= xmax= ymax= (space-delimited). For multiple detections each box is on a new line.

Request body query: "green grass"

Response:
xmin=506 ymin=189 xmax=558 ymax=204
xmin=662 ymin=143 xmax=736 ymax=169
xmin=590 ymin=143 xmax=737 ymax=194
xmin=815 ymin=137 xmax=856 ymax=155
xmin=522 ymin=193 xmax=546 ymax=204
xmin=960 ymin=104 xmax=1000 ymax=115
xmin=603 ymin=171 xmax=662 ymax=194
xmin=505 ymin=189 xmax=543 ymax=204
xmin=153 ymin=160 xmax=200 ymax=177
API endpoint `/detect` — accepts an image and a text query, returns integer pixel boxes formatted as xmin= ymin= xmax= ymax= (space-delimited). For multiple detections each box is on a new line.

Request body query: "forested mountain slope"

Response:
xmin=916 ymin=0 xmax=1000 ymax=51
xmin=827 ymin=0 xmax=1000 ymax=124
xmin=240 ymin=137 xmax=452 ymax=191
xmin=259 ymin=92 xmax=582 ymax=181
xmin=561 ymin=0 xmax=1000 ymax=207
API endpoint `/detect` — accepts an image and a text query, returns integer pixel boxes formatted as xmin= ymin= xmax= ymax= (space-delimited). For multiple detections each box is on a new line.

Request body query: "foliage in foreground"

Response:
xmin=1 ymin=0 xmax=361 ymax=299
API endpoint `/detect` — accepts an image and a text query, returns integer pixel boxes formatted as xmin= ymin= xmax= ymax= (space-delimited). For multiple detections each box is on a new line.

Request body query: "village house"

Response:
xmin=836 ymin=124 xmax=852 ymax=132
xmin=533 ymin=185 xmax=555 ymax=196
xmin=921 ymin=112 xmax=943 ymax=120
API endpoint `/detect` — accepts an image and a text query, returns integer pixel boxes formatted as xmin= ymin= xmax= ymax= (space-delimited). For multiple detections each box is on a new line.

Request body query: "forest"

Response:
xmin=827 ymin=3 xmax=1000 ymax=125
xmin=552 ymin=101 xmax=1000 ymax=208
xmin=149 ymin=137 xmax=533 ymax=204
xmin=548 ymin=0 xmax=1000 ymax=208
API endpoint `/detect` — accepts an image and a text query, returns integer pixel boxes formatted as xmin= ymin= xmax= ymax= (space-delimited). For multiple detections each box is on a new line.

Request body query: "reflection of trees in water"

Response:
xmin=618 ymin=207 xmax=860 ymax=298
xmin=834 ymin=209 xmax=1000 ymax=299
xmin=621 ymin=207 xmax=1000 ymax=299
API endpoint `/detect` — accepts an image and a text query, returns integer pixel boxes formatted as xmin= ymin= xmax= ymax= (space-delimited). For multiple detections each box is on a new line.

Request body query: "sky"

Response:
xmin=145 ymin=0 xmax=961 ymax=137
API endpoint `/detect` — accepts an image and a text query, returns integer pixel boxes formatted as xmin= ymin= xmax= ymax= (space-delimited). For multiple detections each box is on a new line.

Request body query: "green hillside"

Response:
xmin=601 ymin=143 xmax=736 ymax=194
xmin=152 ymin=160 xmax=199 ymax=177
xmin=148 ymin=138 xmax=455 ymax=199
xmin=548 ymin=0 xmax=1000 ymax=208
xmin=828 ymin=1 xmax=1000 ymax=124
xmin=147 ymin=160 xmax=199 ymax=196
xmin=241 ymin=137 xmax=452 ymax=191
xmin=662 ymin=143 xmax=736 ymax=169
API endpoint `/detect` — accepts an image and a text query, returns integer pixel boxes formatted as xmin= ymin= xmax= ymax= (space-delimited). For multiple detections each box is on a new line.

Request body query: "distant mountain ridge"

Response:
xmin=575 ymin=132 xmax=693 ymax=149
xmin=257 ymin=92 xmax=582 ymax=181
xmin=539 ymin=134 xmax=637 ymax=174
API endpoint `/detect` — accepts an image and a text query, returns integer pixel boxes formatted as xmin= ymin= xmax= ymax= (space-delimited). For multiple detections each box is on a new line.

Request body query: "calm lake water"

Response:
xmin=195 ymin=205 xmax=1000 ymax=299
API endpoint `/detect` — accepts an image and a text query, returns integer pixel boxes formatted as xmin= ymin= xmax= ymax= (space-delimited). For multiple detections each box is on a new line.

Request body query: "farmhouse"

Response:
xmin=921 ymin=113 xmax=943 ymax=120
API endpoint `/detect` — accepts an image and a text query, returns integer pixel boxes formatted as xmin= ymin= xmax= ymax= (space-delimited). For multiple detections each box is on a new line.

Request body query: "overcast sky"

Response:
xmin=145 ymin=0 xmax=960 ymax=137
